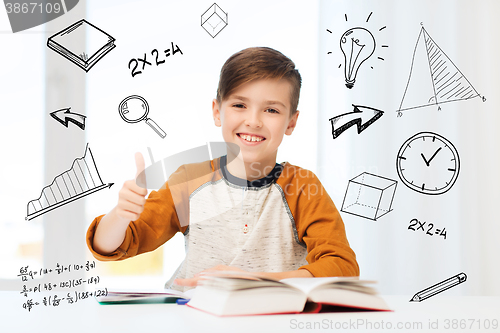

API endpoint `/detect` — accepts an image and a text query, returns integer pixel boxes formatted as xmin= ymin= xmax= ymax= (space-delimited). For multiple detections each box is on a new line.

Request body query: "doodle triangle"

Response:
xmin=398 ymin=27 xmax=480 ymax=112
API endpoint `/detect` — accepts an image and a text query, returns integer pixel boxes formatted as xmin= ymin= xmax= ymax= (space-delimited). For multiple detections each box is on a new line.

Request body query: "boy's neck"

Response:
xmin=225 ymin=152 xmax=278 ymax=182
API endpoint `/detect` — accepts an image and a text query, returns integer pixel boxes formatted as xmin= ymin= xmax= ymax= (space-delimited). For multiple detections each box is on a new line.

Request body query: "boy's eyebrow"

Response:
xmin=230 ymin=95 xmax=288 ymax=108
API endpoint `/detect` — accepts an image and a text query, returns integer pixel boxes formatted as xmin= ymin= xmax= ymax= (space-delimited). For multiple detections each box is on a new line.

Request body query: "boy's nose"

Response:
xmin=245 ymin=111 xmax=262 ymax=128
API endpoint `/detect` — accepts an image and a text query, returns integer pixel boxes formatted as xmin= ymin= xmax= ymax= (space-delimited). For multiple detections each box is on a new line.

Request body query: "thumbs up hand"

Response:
xmin=115 ymin=153 xmax=149 ymax=222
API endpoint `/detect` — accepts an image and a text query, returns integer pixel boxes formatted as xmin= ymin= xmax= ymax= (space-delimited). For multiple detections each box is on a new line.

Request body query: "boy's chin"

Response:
xmin=236 ymin=152 xmax=275 ymax=166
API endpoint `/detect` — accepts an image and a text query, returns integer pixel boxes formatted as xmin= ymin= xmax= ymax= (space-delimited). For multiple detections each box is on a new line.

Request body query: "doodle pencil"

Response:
xmin=410 ymin=273 xmax=467 ymax=302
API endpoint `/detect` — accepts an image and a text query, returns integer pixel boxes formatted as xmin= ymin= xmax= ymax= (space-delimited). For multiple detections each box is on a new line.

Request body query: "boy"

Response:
xmin=86 ymin=47 xmax=359 ymax=291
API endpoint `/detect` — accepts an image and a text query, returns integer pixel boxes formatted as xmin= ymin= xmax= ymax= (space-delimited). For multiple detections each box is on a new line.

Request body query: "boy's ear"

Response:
xmin=212 ymin=99 xmax=221 ymax=127
xmin=285 ymin=110 xmax=300 ymax=135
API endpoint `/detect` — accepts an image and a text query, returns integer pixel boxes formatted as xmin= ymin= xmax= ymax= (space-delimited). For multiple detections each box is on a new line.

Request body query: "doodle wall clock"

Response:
xmin=396 ymin=132 xmax=460 ymax=195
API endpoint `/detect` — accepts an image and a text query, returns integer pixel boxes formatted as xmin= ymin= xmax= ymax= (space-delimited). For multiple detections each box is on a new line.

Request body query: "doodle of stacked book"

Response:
xmin=47 ymin=19 xmax=115 ymax=72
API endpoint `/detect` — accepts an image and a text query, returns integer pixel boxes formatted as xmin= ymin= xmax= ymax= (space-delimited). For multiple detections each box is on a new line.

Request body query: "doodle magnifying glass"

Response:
xmin=118 ymin=95 xmax=166 ymax=138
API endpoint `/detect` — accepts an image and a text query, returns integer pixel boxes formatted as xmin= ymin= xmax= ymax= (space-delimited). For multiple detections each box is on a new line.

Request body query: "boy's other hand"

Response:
xmin=174 ymin=265 xmax=247 ymax=287
xmin=115 ymin=152 xmax=148 ymax=222
xmin=174 ymin=266 xmax=314 ymax=286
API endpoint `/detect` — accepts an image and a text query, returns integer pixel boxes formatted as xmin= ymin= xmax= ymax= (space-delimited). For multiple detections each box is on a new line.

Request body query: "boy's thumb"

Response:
xmin=135 ymin=152 xmax=146 ymax=187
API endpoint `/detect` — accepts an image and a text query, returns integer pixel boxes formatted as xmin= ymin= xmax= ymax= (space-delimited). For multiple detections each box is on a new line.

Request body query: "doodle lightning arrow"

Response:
xmin=50 ymin=108 xmax=87 ymax=130
xmin=329 ymin=104 xmax=384 ymax=139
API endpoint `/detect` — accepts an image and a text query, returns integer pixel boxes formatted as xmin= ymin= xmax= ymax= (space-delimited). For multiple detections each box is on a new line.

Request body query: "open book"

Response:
xmin=95 ymin=288 xmax=193 ymax=305
xmin=187 ymin=274 xmax=391 ymax=316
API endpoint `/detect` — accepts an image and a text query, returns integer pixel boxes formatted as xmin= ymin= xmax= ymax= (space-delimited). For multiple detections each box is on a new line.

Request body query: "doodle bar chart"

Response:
xmin=26 ymin=144 xmax=113 ymax=221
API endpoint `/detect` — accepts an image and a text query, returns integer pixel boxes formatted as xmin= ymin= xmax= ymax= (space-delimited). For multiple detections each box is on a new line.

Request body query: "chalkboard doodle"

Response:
xmin=201 ymin=3 xmax=228 ymax=38
xmin=329 ymin=104 xmax=384 ymax=139
xmin=47 ymin=19 xmax=116 ymax=72
xmin=50 ymin=107 xmax=86 ymax=130
xmin=410 ymin=273 xmax=467 ymax=302
xmin=396 ymin=132 xmax=460 ymax=195
xmin=128 ymin=42 xmax=183 ymax=77
xmin=18 ymin=261 xmax=96 ymax=281
xmin=118 ymin=95 xmax=167 ymax=138
xmin=18 ymin=261 xmax=105 ymax=312
xmin=341 ymin=172 xmax=397 ymax=221
xmin=408 ymin=218 xmax=447 ymax=240
xmin=26 ymin=144 xmax=113 ymax=220
xmin=326 ymin=12 xmax=388 ymax=89
xmin=397 ymin=25 xmax=485 ymax=116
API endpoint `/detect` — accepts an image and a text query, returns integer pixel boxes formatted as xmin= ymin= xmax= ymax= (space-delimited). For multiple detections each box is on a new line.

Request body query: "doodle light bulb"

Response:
xmin=340 ymin=27 xmax=375 ymax=89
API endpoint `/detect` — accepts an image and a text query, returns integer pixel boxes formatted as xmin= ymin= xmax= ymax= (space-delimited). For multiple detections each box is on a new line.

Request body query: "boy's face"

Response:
xmin=212 ymin=78 xmax=299 ymax=169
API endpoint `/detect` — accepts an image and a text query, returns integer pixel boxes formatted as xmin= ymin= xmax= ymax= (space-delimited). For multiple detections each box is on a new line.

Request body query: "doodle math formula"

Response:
xmin=408 ymin=218 xmax=447 ymax=240
xmin=18 ymin=261 xmax=108 ymax=312
xmin=128 ymin=42 xmax=183 ymax=77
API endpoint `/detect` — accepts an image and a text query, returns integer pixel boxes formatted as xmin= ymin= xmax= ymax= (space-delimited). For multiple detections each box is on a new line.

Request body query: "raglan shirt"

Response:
xmin=86 ymin=156 xmax=359 ymax=292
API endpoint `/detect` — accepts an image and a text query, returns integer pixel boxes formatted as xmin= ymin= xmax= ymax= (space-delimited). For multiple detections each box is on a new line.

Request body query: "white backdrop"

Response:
xmin=318 ymin=0 xmax=500 ymax=296
xmin=1 ymin=0 xmax=499 ymax=300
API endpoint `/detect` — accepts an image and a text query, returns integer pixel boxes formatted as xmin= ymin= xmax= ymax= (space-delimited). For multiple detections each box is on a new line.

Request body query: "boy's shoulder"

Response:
xmin=278 ymin=162 xmax=322 ymax=185
xmin=166 ymin=158 xmax=221 ymax=187
xmin=277 ymin=162 xmax=329 ymax=202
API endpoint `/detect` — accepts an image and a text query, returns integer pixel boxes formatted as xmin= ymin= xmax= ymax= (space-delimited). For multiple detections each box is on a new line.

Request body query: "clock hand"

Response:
xmin=420 ymin=153 xmax=430 ymax=167
xmin=426 ymin=147 xmax=442 ymax=165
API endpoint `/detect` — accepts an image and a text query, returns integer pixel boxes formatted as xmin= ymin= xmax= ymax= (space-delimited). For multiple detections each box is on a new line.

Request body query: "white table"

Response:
xmin=1 ymin=291 xmax=499 ymax=332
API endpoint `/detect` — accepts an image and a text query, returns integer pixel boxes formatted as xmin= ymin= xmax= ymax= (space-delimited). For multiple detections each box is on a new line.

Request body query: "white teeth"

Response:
xmin=240 ymin=134 xmax=263 ymax=142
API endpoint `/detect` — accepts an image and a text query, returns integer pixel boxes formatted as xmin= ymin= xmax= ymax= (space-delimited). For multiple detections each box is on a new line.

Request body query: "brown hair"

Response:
xmin=216 ymin=47 xmax=302 ymax=116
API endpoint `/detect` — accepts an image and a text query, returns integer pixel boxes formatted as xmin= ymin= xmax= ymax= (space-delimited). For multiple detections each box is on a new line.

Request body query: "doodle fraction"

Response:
xmin=397 ymin=25 xmax=484 ymax=116
xmin=18 ymin=261 xmax=96 ymax=282
xmin=19 ymin=261 xmax=106 ymax=312
xmin=396 ymin=132 xmax=459 ymax=195
xmin=408 ymin=218 xmax=447 ymax=240
xmin=326 ymin=12 xmax=388 ymax=89
xmin=26 ymin=144 xmax=113 ymax=220
xmin=128 ymin=42 xmax=183 ymax=77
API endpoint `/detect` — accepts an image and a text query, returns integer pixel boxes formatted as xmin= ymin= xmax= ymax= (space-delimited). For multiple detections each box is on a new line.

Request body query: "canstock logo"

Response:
xmin=4 ymin=0 xmax=79 ymax=33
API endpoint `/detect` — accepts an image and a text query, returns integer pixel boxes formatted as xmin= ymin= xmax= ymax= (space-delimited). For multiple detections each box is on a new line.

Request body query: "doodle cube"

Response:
xmin=201 ymin=3 xmax=228 ymax=38
xmin=341 ymin=172 xmax=397 ymax=221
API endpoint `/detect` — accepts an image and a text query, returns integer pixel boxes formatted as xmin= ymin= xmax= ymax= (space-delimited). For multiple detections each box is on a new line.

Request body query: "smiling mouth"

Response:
xmin=237 ymin=133 xmax=266 ymax=142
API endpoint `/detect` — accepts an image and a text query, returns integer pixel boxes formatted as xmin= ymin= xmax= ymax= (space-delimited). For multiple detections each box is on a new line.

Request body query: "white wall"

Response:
xmin=318 ymin=0 xmax=500 ymax=296
xmin=1 ymin=0 xmax=498 ymax=300
xmin=84 ymin=0 xmax=319 ymax=281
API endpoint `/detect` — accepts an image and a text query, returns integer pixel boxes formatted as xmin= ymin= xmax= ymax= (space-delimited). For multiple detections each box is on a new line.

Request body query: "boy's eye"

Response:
xmin=265 ymin=108 xmax=279 ymax=114
xmin=233 ymin=104 xmax=245 ymax=108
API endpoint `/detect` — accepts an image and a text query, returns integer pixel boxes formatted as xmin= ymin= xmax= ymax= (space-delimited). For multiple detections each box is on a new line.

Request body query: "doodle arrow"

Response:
xmin=50 ymin=108 xmax=87 ymax=130
xmin=328 ymin=104 xmax=384 ymax=139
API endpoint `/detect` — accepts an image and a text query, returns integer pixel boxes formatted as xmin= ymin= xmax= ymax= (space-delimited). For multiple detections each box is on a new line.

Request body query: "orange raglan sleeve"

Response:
xmin=280 ymin=164 xmax=359 ymax=277
xmin=86 ymin=167 xmax=189 ymax=262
